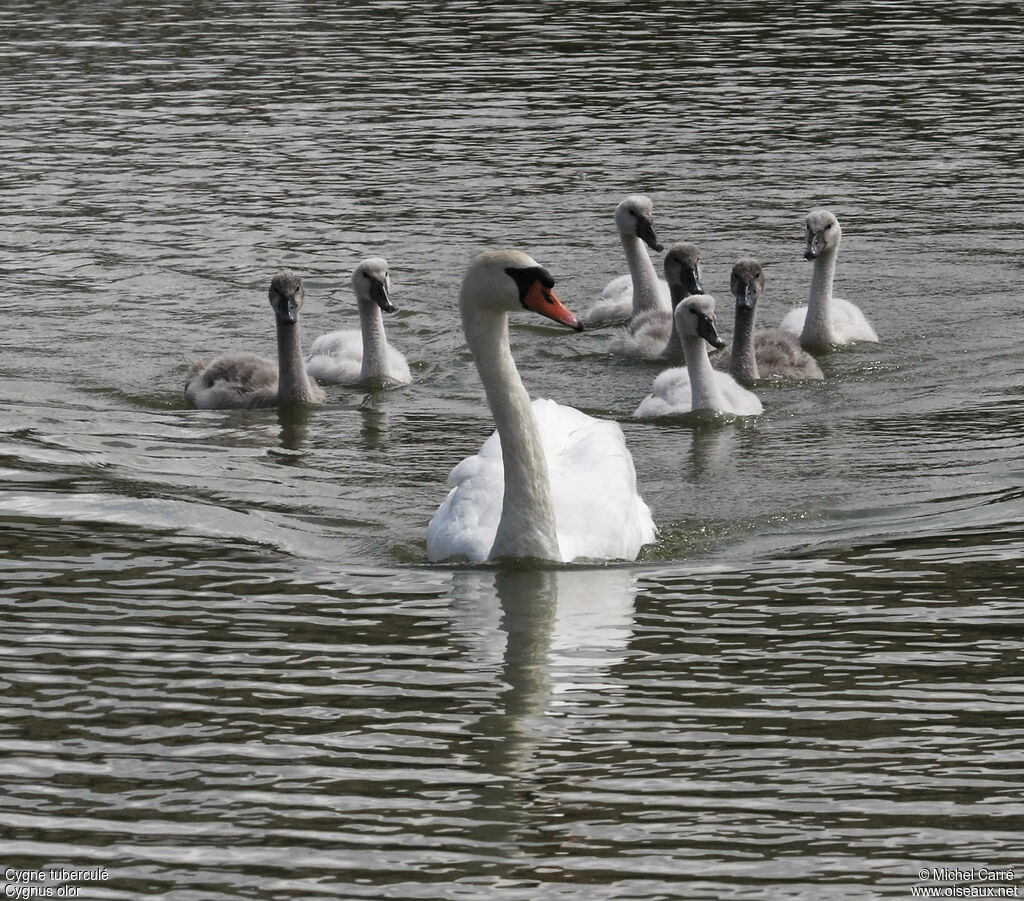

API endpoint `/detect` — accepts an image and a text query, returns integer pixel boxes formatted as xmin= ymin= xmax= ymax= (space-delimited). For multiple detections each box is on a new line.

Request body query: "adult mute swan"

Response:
xmin=185 ymin=270 xmax=325 ymax=409
xmin=712 ymin=259 xmax=824 ymax=384
xmin=779 ymin=209 xmax=879 ymax=349
xmin=610 ymin=241 xmax=703 ymax=359
xmin=427 ymin=249 xmax=657 ymax=564
xmin=582 ymin=195 xmax=670 ymax=327
xmin=305 ymin=257 xmax=411 ymax=386
xmin=634 ymin=269 xmax=762 ymax=418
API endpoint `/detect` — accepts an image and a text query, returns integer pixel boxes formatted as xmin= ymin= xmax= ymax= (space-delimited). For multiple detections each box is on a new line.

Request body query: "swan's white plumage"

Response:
xmin=633 ymin=280 xmax=762 ymax=419
xmin=779 ymin=299 xmax=878 ymax=345
xmin=587 ymin=273 xmax=671 ymax=328
xmin=780 ymin=209 xmax=878 ymax=348
xmin=583 ymin=195 xmax=669 ymax=328
xmin=304 ymin=257 xmax=411 ymax=386
xmin=634 ymin=365 xmax=763 ymax=418
xmin=428 ymin=398 xmax=656 ymax=564
xmin=305 ymin=329 xmax=411 ymax=384
xmin=426 ymin=249 xmax=656 ymax=564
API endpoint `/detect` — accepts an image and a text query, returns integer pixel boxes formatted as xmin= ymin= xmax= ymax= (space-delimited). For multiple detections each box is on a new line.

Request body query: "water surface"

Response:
xmin=2 ymin=2 xmax=1023 ymax=898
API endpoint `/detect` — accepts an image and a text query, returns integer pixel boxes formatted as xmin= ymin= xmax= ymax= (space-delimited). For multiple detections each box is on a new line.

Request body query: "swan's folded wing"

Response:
xmin=753 ymin=329 xmax=824 ymax=379
xmin=305 ymin=329 xmax=364 ymax=384
xmin=633 ymin=367 xmax=693 ymax=418
xmin=533 ymin=399 xmax=656 ymax=561
xmin=185 ymin=352 xmax=279 ymax=409
xmin=426 ymin=431 xmax=504 ymax=563
xmin=713 ymin=372 xmax=764 ymax=416
xmin=608 ymin=309 xmax=673 ymax=359
xmin=831 ymin=297 xmax=879 ymax=343
xmin=778 ymin=306 xmax=807 ymax=337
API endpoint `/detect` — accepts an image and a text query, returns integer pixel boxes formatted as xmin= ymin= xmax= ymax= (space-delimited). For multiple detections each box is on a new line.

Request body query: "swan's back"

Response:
xmin=634 ymin=365 xmax=763 ymax=418
xmin=779 ymin=298 xmax=878 ymax=344
xmin=427 ymin=398 xmax=656 ymax=563
xmin=185 ymin=352 xmax=278 ymax=409
xmin=753 ymin=328 xmax=825 ymax=378
xmin=608 ymin=307 xmax=674 ymax=359
xmin=305 ymin=328 xmax=364 ymax=384
xmin=585 ymin=275 xmax=672 ymax=328
xmin=713 ymin=328 xmax=825 ymax=380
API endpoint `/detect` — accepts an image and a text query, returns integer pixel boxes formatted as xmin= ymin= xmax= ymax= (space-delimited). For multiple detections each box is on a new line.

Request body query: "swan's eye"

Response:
xmin=824 ymin=222 xmax=832 ymax=230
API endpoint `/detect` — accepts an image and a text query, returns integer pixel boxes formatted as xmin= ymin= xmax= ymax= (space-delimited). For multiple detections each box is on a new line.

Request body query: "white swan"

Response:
xmin=610 ymin=241 xmax=703 ymax=359
xmin=779 ymin=209 xmax=879 ymax=349
xmin=305 ymin=257 xmax=411 ymax=386
xmin=185 ymin=270 xmax=325 ymax=409
xmin=427 ymin=249 xmax=657 ymax=564
xmin=712 ymin=259 xmax=824 ymax=384
xmin=582 ymin=195 xmax=670 ymax=327
xmin=634 ymin=275 xmax=762 ymax=418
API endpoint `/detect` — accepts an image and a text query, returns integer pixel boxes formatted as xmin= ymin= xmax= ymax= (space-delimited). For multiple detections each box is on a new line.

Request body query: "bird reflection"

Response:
xmin=448 ymin=566 xmax=637 ymax=818
xmin=688 ymin=421 xmax=740 ymax=481
xmin=276 ymin=402 xmax=312 ymax=450
xmin=357 ymin=394 xmax=391 ymax=452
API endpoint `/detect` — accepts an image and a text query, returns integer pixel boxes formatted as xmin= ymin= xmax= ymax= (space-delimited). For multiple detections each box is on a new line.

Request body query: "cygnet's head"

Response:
xmin=804 ymin=209 xmax=842 ymax=260
xmin=269 ymin=270 xmax=305 ymax=324
xmin=462 ymin=249 xmax=583 ymax=331
xmin=614 ymin=194 xmax=664 ymax=252
xmin=674 ymin=294 xmax=727 ymax=349
xmin=730 ymin=259 xmax=765 ymax=310
xmin=662 ymin=242 xmax=704 ymax=299
xmin=352 ymin=257 xmax=394 ymax=312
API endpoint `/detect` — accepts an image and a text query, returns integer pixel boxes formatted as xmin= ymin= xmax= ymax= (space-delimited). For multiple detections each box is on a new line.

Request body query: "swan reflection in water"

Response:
xmin=447 ymin=566 xmax=637 ymax=796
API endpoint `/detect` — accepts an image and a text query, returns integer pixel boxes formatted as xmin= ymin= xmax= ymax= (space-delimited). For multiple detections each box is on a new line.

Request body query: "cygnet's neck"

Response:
xmin=358 ymin=298 xmax=390 ymax=380
xmin=621 ymin=232 xmax=662 ymax=316
xmin=661 ymin=284 xmax=691 ymax=361
xmin=729 ymin=306 xmax=759 ymax=385
xmin=461 ymin=302 xmax=562 ymax=562
xmin=275 ymin=319 xmax=319 ymax=403
xmin=682 ymin=334 xmax=726 ymax=412
xmin=803 ymin=246 xmax=839 ymax=347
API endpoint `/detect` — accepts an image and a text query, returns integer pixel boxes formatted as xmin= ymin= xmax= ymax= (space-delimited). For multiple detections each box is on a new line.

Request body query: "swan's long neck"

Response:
xmin=462 ymin=303 xmax=562 ymax=562
xmin=682 ymin=334 xmax=726 ymax=412
xmin=622 ymin=233 xmax=662 ymax=316
xmin=802 ymin=246 xmax=838 ymax=347
xmin=729 ymin=306 xmax=759 ymax=385
xmin=661 ymin=286 xmax=690 ymax=361
xmin=275 ymin=320 xmax=318 ymax=403
xmin=358 ymin=299 xmax=390 ymax=380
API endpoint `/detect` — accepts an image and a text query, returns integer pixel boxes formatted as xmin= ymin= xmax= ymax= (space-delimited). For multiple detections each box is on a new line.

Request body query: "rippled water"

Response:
xmin=2 ymin=2 xmax=1023 ymax=898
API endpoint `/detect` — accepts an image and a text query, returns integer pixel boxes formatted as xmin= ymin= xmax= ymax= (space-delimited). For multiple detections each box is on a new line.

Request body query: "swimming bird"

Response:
xmin=305 ymin=257 xmax=411 ymax=386
xmin=634 ymin=267 xmax=762 ymax=419
xmin=582 ymin=195 xmax=670 ymax=327
xmin=185 ymin=270 xmax=325 ymax=409
xmin=712 ymin=259 xmax=824 ymax=384
xmin=427 ymin=250 xmax=657 ymax=564
xmin=610 ymin=241 xmax=703 ymax=359
xmin=779 ymin=209 xmax=879 ymax=350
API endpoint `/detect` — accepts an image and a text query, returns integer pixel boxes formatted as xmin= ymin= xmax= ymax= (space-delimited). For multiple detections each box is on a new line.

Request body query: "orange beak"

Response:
xmin=522 ymin=280 xmax=583 ymax=331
